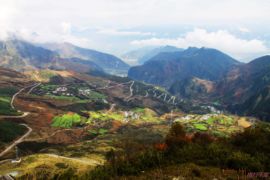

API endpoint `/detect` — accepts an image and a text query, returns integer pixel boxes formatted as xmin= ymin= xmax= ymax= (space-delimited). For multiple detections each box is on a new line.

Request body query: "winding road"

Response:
xmin=0 ymin=83 xmax=38 ymax=158
xmin=125 ymin=81 xmax=134 ymax=101
xmin=0 ymin=124 xmax=32 ymax=158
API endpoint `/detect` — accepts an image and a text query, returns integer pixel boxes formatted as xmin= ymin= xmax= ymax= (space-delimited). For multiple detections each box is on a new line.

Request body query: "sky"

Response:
xmin=0 ymin=0 xmax=270 ymax=62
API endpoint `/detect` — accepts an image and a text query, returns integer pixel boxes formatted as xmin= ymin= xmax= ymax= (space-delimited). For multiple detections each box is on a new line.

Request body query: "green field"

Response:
xmin=175 ymin=114 xmax=251 ymax=137
xmin=51 ymin=113 xmax=85 ymax=128
xmin=87 ymin=108 xmax=160 ymax=124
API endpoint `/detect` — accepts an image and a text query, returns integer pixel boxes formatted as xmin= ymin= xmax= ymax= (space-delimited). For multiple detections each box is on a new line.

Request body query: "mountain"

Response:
xmin=138 ymin=45 xmax=183 ymax=64
xmin=128 ymin=47 xmax=240 ymax=88
xmin=0 ymin=39 xmax=59 ymax=71
xmin=0 ymin=40 xmax=104 ymax=74
xmin=121 ymin=47 xmax=154 ymax=66
xmin=169 ymin=77 xmax=215 ymax=100
xmin=42 ymin=43 xmax=130 ymax=76
xmin=215 ymin=55 xmax=270 ymax=120
xmin=122 ymin=46 xmax=183 ymax=65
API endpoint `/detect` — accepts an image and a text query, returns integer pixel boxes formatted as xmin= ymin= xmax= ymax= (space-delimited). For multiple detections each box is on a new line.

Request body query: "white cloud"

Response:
xmin=238 ymin=27 xmax=250 ymax=33
xmin=97 ymin=28 xmax=154 ymax=36
xmin=131 ymin=29 xmax=269 ymax=61
xmin=61 ymin=22 xmax=72 ymax=34
xmin=0 ymin=0 xmax=270 ymax=58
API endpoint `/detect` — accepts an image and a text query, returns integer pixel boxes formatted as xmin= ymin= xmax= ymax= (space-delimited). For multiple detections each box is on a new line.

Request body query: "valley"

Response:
xmin=0 ymin=41 xmax=269 ymax=179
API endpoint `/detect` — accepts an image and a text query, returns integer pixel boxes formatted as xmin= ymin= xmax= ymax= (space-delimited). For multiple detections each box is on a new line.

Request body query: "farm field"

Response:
xmin=174 ymin=114 xmax=253 ymax=137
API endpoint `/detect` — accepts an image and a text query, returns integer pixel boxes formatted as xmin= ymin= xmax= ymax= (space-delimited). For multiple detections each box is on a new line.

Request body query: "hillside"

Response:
xmin=42 ymin=43 xmax=130 ymax=76
xmin=0 ymin=40 xmax=104 ymax=74
xmin=128 ymin=47 xmax=239 ymax=88
xmin=215 ymin=55 xmax=270 ymax=120
xmin=0 ymin=40 xmax=59 ymax=71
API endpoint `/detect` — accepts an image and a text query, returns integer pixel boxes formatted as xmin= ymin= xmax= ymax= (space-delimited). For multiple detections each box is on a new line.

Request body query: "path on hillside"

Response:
xmin=107 ymin=103 xmax=116 ymax=113
xmin=0 ymin=124 xmax=32 ymax=157
xmin=27 ymin=83 xmax=41 ymax=94
xmin=125 ymin=81 xmax=134 ymax=101
xmin=0 ymin=83 xmax=38 ymax=157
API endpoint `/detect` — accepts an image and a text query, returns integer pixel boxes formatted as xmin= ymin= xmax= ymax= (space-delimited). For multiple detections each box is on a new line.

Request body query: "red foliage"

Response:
xmin=154 ymin=143 xmax=168 ymax=151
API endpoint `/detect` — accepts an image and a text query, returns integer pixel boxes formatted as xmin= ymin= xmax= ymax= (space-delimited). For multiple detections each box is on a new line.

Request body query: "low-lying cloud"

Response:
xmin=131 ymin=28 xmax=269 ymax=61
xmin=97 ymin=28 xmax=154 ymax=36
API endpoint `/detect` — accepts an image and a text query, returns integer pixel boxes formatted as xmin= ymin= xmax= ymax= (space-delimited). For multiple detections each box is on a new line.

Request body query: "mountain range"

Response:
xmin=42 ymin=42 xmax=129 ymax=76
xmin=128 ymin=47 xmax=240 ymax=87
xmin=128 ymin=47 xmax=270 ymax=120
xmin=0 ymin=40 xmax=129 ymax=76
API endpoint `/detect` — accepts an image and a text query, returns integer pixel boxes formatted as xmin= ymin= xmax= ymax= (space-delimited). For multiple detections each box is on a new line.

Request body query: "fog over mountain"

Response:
xmin=1 ymin=0 xmax=270 ymax=61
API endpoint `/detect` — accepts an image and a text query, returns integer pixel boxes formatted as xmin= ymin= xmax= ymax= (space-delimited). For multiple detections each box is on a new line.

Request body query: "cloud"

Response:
xmin=131 ymin=28 xmax=269 ymax=61
xmin=238 ymin=27 xmax=250 ymax=33
xmin=97 ymin=28 xmax=154 ymax=36
xmin=61 ymin=22 xmax=72 ymax=34
xmin=0 ymin=0 xmax=270 ymax=57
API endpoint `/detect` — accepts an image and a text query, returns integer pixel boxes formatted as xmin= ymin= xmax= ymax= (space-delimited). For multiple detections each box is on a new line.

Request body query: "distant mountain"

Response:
xmin=0 ymin=40 xmax=104 ymax=74
xmin=121 ymin=47 xmax=154 ymax=66
xmin=42 ymin=43 xmax=130 ymax=76
xmin=128 ymin=47 xmax=240 ymax=88
xmin=122 ymin=46 xmax=183 ymax=65
xmin=138 ymin=45 xmax=183 ymax=64
xmin=215 ymin=55 xmax=270 ymax=120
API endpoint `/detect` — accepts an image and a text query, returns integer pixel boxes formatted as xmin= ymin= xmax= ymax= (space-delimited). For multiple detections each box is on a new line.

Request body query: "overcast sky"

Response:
xmin=0 ymin=0 xmax=270 ymax=61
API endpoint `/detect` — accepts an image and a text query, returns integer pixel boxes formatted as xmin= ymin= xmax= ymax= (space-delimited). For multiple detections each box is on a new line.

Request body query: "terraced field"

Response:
xmin=174 ymin=114 xmax=253 ymax=137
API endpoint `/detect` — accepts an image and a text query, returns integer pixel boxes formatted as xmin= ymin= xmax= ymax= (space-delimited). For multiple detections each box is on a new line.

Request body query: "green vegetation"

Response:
xmin=51 ymin=113 xmax=84 ymax=128
xmin=88 ymin=128 xmax=109 ymax=135
xmin=39 ymin=70 xmax=57 ymax=79
xmin=36 ymin=84 xmax=106 ymax=103
xmin=0 ymin=121 xmax=27 ymax=144
xmin=88 ymin=123 xmax=270 ymax=179
xmin=88 ymin=111 xmax=124 ymax=122
xmin=0 ymin=87 xmax=20 ymax=115
xmin=44 ymin=95 xmax=87 ymax=102
xmin=175 ymin=114 xmax=250 ymax=137
xmin=88 ymin=108 xmax=160 ymax=124
xmin=193 ymin=123 xmax=207 ymax=131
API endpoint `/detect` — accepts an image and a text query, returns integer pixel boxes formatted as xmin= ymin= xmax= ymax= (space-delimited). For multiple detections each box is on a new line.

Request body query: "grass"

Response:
xmin=88 ymin=111 xmax=124 ymax=123
xmin=193 ymin=123 xmax=208 ymax=131
xmin=51 ymin=113 xmax=84 ymax=128
xmin=0 ymin=154 xmax=96 ymax=179
xmin=88 ymin=128 xmax=109 ymax=135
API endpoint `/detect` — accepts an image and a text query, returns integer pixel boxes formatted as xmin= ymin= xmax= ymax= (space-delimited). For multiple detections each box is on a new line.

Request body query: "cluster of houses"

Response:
xmin=123 ymin=111 xmax=140 ymax=122
xmin=51 ymin=86 xmax=74 ymax=96
xmin=78 ymin=88 xmax=91 ymax=96
xmin=50 ymin=86 xmax=94 ymax=97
